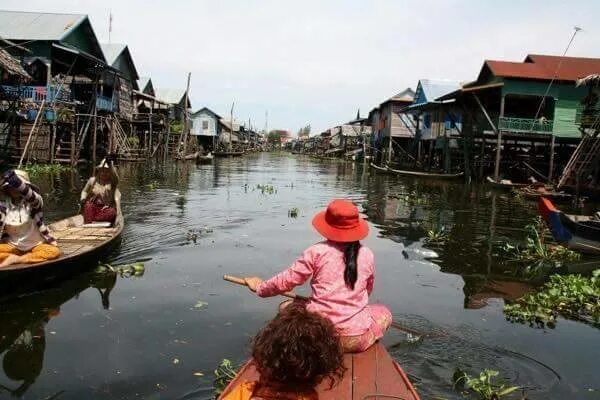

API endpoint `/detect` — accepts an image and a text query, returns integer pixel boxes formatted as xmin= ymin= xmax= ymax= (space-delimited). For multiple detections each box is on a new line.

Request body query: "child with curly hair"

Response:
xmin=221 ymin=304 xmax=345 ymax=400
xmin=244 ymin=199 xmax=392 ymax=353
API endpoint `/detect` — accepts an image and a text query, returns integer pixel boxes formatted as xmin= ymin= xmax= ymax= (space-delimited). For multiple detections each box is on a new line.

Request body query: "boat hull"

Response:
xmin=218 ymin=342 xmax=420 ymax=400
xmin=538 ymin=197 xmax=600 ymax=253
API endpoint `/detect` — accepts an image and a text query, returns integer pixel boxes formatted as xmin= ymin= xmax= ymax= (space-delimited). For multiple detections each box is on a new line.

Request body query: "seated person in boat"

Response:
xmin=244 ymin=199 xmax=392 ymax=353
xmin=0 ymin=169 xmax=60 ymax=268
xmin=80 ymin=159 xmax=121 ymax=225
xmin=222 ymin=304 xmax=345 ymax=400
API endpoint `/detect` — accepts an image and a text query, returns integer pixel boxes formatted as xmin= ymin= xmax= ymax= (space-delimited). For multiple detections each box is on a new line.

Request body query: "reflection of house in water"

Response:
xmin=462 ymin=276 xmax=532 ymax=310
xmin=0 ymin=274 xmax=115 ymax=397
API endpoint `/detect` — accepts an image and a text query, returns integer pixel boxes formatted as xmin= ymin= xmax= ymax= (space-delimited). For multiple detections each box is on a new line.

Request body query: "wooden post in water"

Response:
xmin=548 ymin=134 xmax=556 ymax=183
xmin=182 ymin=72 xmax=191 ymax=158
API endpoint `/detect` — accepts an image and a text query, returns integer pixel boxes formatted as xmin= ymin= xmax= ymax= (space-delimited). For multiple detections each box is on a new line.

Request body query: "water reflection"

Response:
xmin=0 ymin=272 xmax=116 ymax=397
xmin=0 ymin=154 xmax=597 ymax=400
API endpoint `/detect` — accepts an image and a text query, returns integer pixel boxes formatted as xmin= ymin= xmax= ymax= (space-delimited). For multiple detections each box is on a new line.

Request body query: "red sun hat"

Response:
xmin=312 ymin=199 xmax=369 ymax=242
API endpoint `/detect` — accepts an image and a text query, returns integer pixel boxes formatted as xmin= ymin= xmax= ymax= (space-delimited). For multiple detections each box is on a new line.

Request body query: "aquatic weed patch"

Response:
xmin=453 ymin=368 xmax=520 ymax=400
xmin=255 ymin=184 xmax=277 ymax=195
xmin=497 ymin=218 xmax=580 ymax=277
xmin=23 ymin=163 xmax=72 ymax=176
xmin=96 ymin=262 xmax=145 ymax=278
xmin=213 ymin=358 xmax=241 ymax=397
xmin=503 ymin=270 xmax=600 ymax=328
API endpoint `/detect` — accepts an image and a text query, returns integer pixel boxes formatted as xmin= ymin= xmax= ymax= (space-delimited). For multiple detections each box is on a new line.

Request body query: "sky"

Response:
xmin=2 ymin=0 xmax=600 ymax=134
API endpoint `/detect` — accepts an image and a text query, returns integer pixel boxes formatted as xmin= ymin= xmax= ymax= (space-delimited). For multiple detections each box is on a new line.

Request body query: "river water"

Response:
xmin=0 ymin=152 xmax=598 ymax=399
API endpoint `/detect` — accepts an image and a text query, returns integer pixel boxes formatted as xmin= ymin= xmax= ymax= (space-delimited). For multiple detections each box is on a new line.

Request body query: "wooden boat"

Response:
xmin=387 ymin=166 xmax=464 ymax=179
xmin=486 ymin=176 xmax=531 ymax=189
xmin=0 ymin=210 xmax=124 ymax=273
xmin=196 ymin=152 xmax=214 ymax=164
xmin=539 ymin=197 xmax=600 ymax=254
xmin=369 ymin=162 xmax=390 ymax=173
xmin=214 ymin=150 xmax=244 ymax=157
xmin=218 ymin=342 xmax=420 ymax=400
xmin=518 ymin=186 xmax=573 ymax=202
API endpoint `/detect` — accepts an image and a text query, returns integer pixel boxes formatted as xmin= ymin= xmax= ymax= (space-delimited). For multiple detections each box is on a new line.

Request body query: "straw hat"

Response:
xmin=312 ymin=199 xmax=369 ymax=242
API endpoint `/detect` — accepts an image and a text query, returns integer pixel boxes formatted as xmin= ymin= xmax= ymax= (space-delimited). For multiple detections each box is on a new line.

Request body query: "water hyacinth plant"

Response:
xmin=498 ymin=218 xmax=580 ymax=276
xmin=453 ymin=368 xmax=520 ymax=400
xmin=504 ymin=270 xmax=600 ymax=328
xmin=23 ymin=163 xmax=72 ymax=176
xmin=213 ymin=358 xmax=240 ymax=397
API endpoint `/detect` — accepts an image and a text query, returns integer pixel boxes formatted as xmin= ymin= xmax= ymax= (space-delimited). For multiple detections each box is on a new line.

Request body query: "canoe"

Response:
xmin=214 ymin=151 xmax=244 ymax=157
xmin=518 ymin=186 xmax=573 ymax=202
xmin=370 ymin=163 xmax=390 ymax=173
xmin=486 ymin=176 xmax=531 ymax=189
xmin=218 ymin=342 xmax=420 ymax=400
xmin=196 ymin=153 xmax=214 ymax=164
xmin=0 ymin=211 xmax=124 ymax=273
xmin=538 ymin=197 xmax=600 ymax=254
xmin=387 ymin=166 xmax=464 ymax=179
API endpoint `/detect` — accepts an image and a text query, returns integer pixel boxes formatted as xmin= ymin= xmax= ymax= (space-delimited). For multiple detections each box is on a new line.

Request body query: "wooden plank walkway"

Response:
xmin=218 ymin=342 xmax=420 ymax=399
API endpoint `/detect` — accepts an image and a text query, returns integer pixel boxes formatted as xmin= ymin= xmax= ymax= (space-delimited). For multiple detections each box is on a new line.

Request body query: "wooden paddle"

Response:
xmin=223 ymin=274 xmax=435 ymax=338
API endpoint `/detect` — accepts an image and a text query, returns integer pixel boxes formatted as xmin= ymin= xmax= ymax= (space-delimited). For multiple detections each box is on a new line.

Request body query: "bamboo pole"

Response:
xmin=18 ymin=99 xmax=46 ymax=168
xmin=548 ymin=134 xmax=556 ymax=183
xmin=181 ymin=72 xmax=191 ymax=157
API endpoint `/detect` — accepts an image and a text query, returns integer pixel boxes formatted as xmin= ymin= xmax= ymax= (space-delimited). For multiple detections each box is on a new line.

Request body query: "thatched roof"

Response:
xmin=0 ymin=47 xmax=30 ymax=80
xmin=576 ymin=74 xmax=600 ymax=87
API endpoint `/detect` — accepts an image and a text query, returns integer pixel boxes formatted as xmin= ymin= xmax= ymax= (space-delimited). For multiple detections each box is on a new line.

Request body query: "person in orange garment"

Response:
xmin=221 ymin=304 xmax=345 ymax=400
xmin=0 ymin=169 xmax=60 ymax=268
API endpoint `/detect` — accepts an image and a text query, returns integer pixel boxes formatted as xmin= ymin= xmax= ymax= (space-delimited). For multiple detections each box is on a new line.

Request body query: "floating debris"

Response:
xmin=288 ymin=207 xmax=299 ymax=218
xmin=255 ymin=184 xmax=276 ymax=195
xmin=193 ymin=301 xmax=208 ymax=310
xmin=214 ymin=359 xmax=240 ymax=396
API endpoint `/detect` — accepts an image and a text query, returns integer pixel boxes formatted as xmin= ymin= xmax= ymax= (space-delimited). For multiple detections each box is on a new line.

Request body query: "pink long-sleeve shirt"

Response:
xmin=256 ymin=240 xmax=375 ymax=336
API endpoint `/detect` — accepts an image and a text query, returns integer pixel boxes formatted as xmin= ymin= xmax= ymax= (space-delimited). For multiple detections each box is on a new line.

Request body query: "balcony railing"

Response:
xmin=0 ymin=85 xmax=71 ymax=103
xmin=498 ymin=117 xmax=553 ymax=134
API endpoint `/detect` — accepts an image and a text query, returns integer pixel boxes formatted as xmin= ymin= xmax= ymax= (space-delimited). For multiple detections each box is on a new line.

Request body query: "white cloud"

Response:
xmin=2 ymin=0 xmax=599 ymax=132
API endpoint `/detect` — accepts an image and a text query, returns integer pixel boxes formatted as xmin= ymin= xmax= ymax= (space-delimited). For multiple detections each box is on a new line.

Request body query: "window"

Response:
xmin=202 ymin=120 xmax=209 ymax=130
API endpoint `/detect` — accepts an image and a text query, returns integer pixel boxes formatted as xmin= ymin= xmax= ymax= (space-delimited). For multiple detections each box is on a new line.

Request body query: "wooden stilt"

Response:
xmin=548 ymin=134 xmax=556 ymax=184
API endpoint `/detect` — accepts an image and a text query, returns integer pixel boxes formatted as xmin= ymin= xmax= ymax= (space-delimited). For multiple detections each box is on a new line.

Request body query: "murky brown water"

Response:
xmin=0 ymin=153 xmax=598 ymax=399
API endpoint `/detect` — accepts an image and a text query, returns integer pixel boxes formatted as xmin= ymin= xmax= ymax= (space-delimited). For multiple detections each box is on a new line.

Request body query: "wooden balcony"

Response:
xmin=498 ymin=117 xmax=553 ymax=134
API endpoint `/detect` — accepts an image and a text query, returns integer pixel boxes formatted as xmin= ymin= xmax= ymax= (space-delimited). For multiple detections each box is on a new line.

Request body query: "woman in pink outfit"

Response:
xmin=244 ymin=199 xmax=392 ymax=353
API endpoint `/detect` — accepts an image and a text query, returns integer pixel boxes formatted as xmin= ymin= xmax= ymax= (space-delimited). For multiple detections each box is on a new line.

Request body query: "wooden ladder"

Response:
xmin=557 ymin=133 xmax=600 ymax=188
xmin=110 ymin=116 xmax=133 ymax=158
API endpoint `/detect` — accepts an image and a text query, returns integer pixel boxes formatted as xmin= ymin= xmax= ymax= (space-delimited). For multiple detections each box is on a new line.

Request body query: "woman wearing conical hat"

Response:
xmin=0 ymin=169 xmax=60 ymax=268
xmin=80 ymin=159 xmax=121 ymax=225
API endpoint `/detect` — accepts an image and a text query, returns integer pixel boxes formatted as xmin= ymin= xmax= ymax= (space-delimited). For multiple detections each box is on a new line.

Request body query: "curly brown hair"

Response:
xmin=252 ymin=304 xmax=346 ymax=391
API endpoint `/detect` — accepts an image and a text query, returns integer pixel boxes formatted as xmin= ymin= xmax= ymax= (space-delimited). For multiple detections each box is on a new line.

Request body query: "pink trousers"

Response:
xmin=339 ymin=304 xmax=392 ymax=353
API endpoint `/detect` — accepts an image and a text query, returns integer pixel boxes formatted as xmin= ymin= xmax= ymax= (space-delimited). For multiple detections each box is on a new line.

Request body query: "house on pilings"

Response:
xmin=368 ymin=88 xmax=415 ymax=165
xmin=0 ymin=10 xmax=113 ymax=166
xmin=132 ymin=77 xmax=169 ymax=159
xmin=190 ymin=107 xmax=222 ymax=152
xmin=404 ymin=80 xmax=462 ymax=173
xmin=439 ymin=54 xmax=600 ymax=184
xmin=154 ymin=88 xmax=192 ymax=157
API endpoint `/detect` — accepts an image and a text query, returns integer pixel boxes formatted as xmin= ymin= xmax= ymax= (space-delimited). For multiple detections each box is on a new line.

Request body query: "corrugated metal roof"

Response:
xmin=100 ymin=43 xmax=126 ymax=66
xmin=390 ymin=88 xmax=415 ymax=102
xmin=0 ymin=10 xmax=87 ymax=40
xmin=138 ymin=76 xmax=150 ymax=91
xmin=0 ymin=47 xmax=30 ymax=80
xmin=485 ymin=54 xmax=600 ymax=82
xmin=418 ymin=79 xmax=462 ymax=103
xmin=155 ymin=88 xmax=187 ymax=105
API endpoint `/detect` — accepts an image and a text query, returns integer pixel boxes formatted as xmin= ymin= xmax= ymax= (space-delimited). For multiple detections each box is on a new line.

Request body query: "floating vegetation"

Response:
xmin=95 ymin=262 xmax=145 ymax=278
xmin=23 ymin=163 xmax=72 ymax=176
xmin=497 ymin=218 xmax=580 ymax=276
xmin=504 ymin=270 xmax=600 ymax=328
xmin=146 ymin=180 xmax=160 ymax=190
xmin=424 ymin=226 xmax=449 ymax=244
xmin=453 ymin=368 xmax=520 ymax=400
xmin=288 ymin=207 xmax=299 ymax=218
xmin=256 ymin=184 xmax=276 ymax=195
xmin=214 ymin=358 xmax=240 ymax=396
